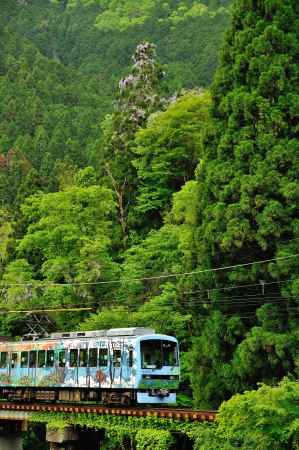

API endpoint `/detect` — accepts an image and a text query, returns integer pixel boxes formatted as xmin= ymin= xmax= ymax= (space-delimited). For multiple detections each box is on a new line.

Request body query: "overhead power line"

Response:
xmin=2 ymin=236 xmax=299 ymax=274
xmin=1 ymin=297 xmax=298 ymax=315
xmin=0 ymin=253 xmax=298 ymax=287
xmin=205 ymin=279 xmax=292 ymax=293
xmin=0 ymin=278 xmax=293 ymax=311
xmin=1 ymin=293 xmax=293 ymax=312
xmin=0 ymin=279 xmax=296 ymax=313
xmin=0 ymin=308 xmax=298 ymax=318
xmin=2 ymin=307 xmax=93 ymax=314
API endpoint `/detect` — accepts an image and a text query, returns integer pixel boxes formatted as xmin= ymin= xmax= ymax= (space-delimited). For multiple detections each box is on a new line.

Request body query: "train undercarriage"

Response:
xmin=0 ymin=387 xmax=137 ymax=405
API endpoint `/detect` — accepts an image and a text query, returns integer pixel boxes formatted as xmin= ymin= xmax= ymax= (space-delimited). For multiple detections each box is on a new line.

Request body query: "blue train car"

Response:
xmin=0 ymin=328 xmax=180 ymax=405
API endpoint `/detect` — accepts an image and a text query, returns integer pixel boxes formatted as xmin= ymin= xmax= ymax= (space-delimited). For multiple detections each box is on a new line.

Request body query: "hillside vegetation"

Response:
xmin=1 ymin=3 xmax=299 ymax=439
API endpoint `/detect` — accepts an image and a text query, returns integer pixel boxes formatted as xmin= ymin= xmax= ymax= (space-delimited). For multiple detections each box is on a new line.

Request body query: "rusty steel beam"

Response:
xmin=0 ymin=402 xmax=216 ymax=422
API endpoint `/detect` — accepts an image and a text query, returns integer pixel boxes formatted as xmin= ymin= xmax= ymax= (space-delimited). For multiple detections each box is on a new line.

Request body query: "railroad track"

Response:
xmin=0 ymin=402 xmax=216 ymax=421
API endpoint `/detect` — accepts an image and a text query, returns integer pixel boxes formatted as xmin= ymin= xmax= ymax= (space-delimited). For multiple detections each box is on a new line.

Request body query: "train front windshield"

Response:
xmin=141 ymin=340 xmax=178 ymax=369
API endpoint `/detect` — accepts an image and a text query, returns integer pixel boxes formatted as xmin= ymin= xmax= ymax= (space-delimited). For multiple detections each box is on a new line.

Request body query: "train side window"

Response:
xmin=58 ymin=350 xmax=66 ymax=367
xmin=0 ymin=352 xmax=7 ymax=368
xmin=29 ymin=351 xmax=37 ymax=368
xmin=70 ymin=349 xmax=78 ymax=367
xmin=21 ymin=352 xmax=28 ymax=368
xmin=129 ymin=349 xmax=133 ymax=368
xmin=99 ymin=349 xmax=108 ymax=367
xmin=113 ymin=350 xmax=121 ymax=367
xmin=79 ymin=349 xmax=87 ymax=367
xmin=46 ymin=350 xmax=54 ymax=367
xmin=11 ymin=353 xmax=18 ymax=369
xmin=88 ymin=348 xmax=97 ymax=367
xmin=38 ymin=351 xmax=46 ymax=368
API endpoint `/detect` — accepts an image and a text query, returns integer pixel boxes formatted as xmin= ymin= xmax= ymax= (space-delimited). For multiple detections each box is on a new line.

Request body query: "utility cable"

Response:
xmin=1 ymin=300 xmax=298 ymax=315
xmin=0 ymin=253 xmax=298 ymax=287
xmin=0 ymin=293 xmax=297 ymax=313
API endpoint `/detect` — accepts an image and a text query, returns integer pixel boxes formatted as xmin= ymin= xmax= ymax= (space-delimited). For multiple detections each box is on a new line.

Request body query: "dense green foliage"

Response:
xmin=3 ymin=179 xmax=118 ymax=332
xmin=132 ymin=90 xmax=211 ymax=228
xmin=191 ymin=379 xmax=299 ymax=450
xmin=187 ymin=0 xmax=299 ymax=407
xmin=1 ymin=2 xmax=299 ymax=448
xmin=28 ymin=380 xmax=299 ymax=449
xmin=0 ymin=0 xmax=230 ymax=206
xmin=13 ymin=0 xmax=230 ymax=86
xmin=0 ymin=30 xmax=105 ymax=194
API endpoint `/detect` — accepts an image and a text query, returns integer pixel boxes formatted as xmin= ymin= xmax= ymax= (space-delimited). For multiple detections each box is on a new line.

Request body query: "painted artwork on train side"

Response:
xmin=0 ymin=337 xmax=137 ymax=389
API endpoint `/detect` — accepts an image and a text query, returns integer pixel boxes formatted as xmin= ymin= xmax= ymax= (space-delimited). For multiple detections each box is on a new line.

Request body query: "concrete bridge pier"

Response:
xmin=0 ymin=436 xmax=23 ymax=450
xmin=46 ymin=426 xmax=79 ymax=449
xmin=0 ymin=420 xmax=27 ymax=450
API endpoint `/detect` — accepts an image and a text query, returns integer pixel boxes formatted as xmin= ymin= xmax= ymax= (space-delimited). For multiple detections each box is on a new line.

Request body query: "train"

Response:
xmin=0 ymin=327 xmax=180 ymax=405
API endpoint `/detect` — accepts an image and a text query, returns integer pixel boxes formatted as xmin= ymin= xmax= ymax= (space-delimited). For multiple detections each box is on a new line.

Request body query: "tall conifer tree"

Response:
xmin=101 ymin=42 xmax=165 ymax=245
xmin=198 ymin=0 xmax=299 ymax=291
xmin=191 ymin=0 xmax=299 ymax=406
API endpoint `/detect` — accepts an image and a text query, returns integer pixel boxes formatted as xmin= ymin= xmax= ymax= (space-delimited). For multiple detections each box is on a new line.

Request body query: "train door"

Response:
xmin=87 ymin=347 xmax=98 ymax=388
xmin=0 ymin=351 xmax=9 ymax=384
xmin=36 ymin=350 xmax=52 ymax=386
xmin=78 ymin=347 xmax=88 ymax=387
xmin=55 ymin=348 xmax=67 ymax=386
xmin=97 ymin=346 xmax=108 ymax=388
xmin=67 ymin=348 xmax=78 ymax=386
xmin=28 ymin=350 xmax=37 ymax=385
xmin=109 ymin=340 xmax=123 ymax=387
xmin=19 ymin=351 xmax=29 ymax=383
xmin=125 ymin=345 xmax=134 ymax=388
xmin=9 ymin=352 xmax=18 ymax=385
xmin=45 ymin=349 xmax=55 ymax=382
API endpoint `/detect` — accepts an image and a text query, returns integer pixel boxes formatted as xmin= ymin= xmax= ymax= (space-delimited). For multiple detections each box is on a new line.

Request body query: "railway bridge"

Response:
xmin=0 ymin=402 xmax=216 ymax=449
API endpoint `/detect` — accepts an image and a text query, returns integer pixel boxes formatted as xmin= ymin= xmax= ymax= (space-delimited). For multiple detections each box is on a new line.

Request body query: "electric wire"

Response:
xmin=2 ymin=307 xmax=93 ymax=314
xmin=0 ymin=278 xmax=293 ymax=299
xmin=0 ymin=278 xmax=295 ymax=314
xmin=0 ymin=257 xmax=298 ymax=315
xmin=1 ymin=234 xmax=298 ymax=273
xmin=0 ymin=291 xmax=298 ymax=314
xmin=0 ymin=295 xmax=295 ymax=311
xmin=1 ymin=309 xmax=298 ymax=319
xmin=0 ymin=253 xmax=298 ymax=287
xmin=1 ymin=297 xmax=298 ymax=315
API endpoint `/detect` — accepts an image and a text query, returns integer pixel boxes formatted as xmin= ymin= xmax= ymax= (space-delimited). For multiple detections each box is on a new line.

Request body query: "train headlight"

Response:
xmin=169 ymin=376 xmax=175 ymax=380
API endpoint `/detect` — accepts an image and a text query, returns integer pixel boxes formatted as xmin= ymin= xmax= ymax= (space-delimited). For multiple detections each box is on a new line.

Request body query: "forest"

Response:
xmin=0 ymin=0 xmax=299 ymax=449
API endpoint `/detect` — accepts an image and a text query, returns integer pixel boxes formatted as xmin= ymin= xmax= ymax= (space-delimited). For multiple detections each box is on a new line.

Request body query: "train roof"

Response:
xmin=20 ymin=327 xmax=156 ymax=342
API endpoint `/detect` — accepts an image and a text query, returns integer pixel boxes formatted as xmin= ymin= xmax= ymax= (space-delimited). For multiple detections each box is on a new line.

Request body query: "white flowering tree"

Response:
xmin=118 ymin=42 xmax=165 ymax=125
xmin=101 ymin=42 xmax=165 ymax=245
